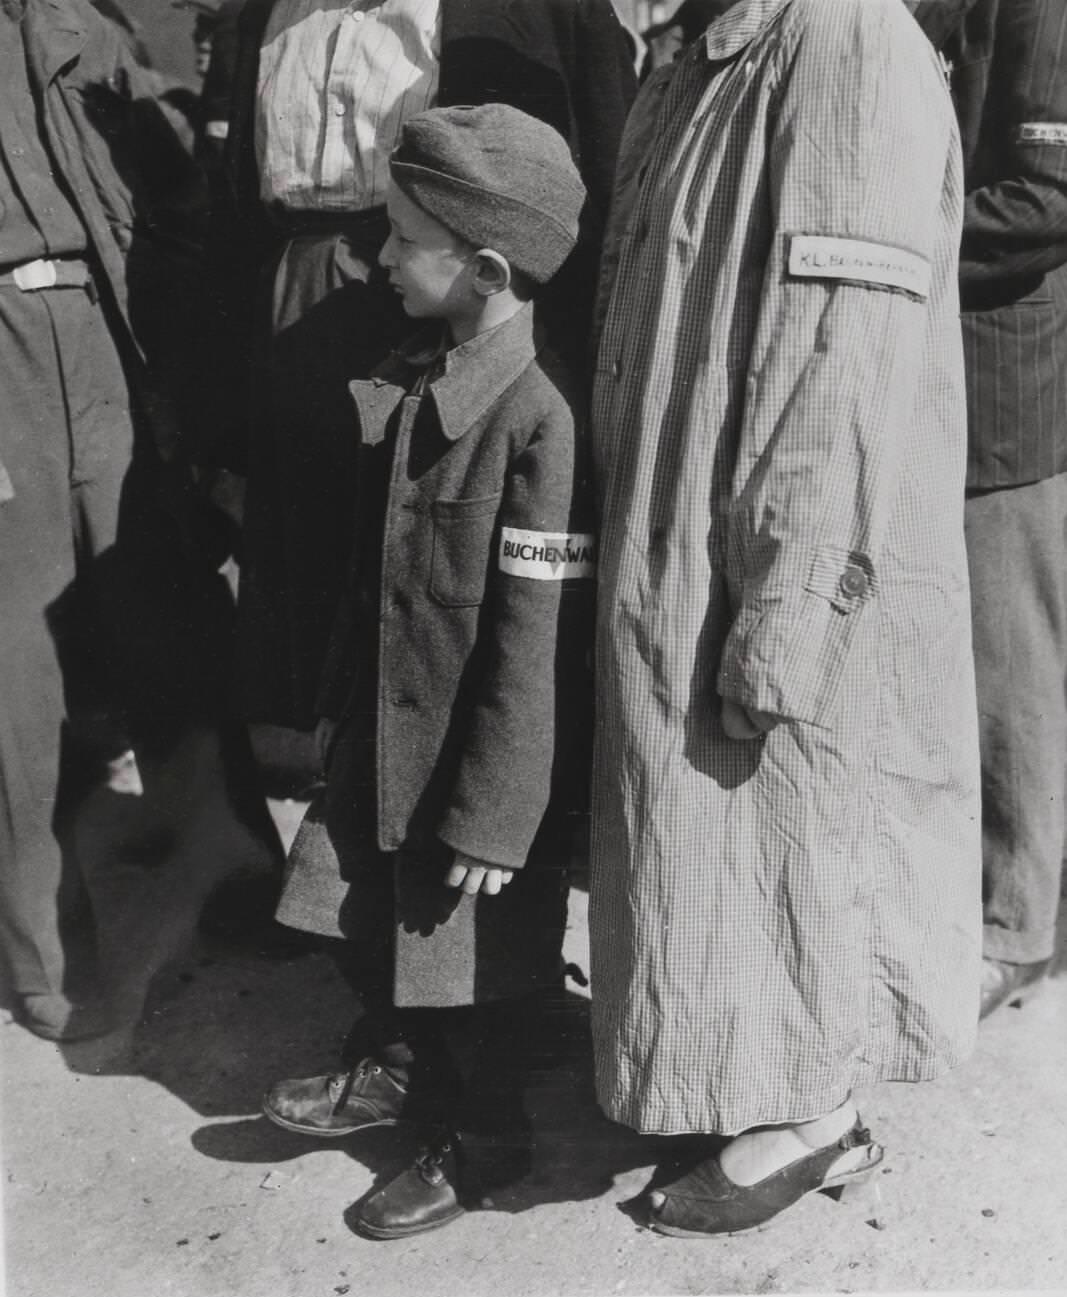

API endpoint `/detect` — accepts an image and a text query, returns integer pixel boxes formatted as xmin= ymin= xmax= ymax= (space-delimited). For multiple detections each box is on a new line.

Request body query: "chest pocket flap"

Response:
xmin=429 ymin=495 xmax=501 ymax=607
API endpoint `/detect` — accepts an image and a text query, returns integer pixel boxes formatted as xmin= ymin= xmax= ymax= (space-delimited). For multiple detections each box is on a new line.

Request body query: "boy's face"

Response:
xmin=380 ymin=185 xmax=475 ymax=322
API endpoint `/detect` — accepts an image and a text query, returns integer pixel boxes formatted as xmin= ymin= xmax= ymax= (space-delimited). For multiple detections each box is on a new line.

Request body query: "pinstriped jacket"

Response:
xmin=914 ymin=0 xmax=1067 ymax=487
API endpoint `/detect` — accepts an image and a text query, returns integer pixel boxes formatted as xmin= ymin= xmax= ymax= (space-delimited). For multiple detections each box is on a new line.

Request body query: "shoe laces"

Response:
xmin=415 ymin=1133 xmax=457 ymax=1185
xmin=327 ymin=1061 xmax=384 ymax=1107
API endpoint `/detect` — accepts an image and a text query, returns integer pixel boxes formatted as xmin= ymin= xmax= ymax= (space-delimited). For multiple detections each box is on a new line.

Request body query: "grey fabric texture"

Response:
xmin=390 ymin=104 xmax=585 ymax=283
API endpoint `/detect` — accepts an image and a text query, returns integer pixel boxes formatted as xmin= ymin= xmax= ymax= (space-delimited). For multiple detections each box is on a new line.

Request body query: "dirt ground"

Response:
xmin=2 ymin=791 xmax=1065 ymax=1297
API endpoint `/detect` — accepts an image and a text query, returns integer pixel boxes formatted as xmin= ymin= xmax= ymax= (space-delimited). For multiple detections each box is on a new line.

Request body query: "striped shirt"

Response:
xmin=255 ymin=0 xmax=440 ymax=212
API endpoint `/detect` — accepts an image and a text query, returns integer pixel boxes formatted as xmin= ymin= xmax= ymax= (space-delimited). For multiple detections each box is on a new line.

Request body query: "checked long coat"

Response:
xmin=589 ymin=0 xmax=982 ymax=1136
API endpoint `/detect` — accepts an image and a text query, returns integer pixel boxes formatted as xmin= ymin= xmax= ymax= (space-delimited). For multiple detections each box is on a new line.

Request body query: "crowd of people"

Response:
xmin=1 ymin=0 xmax=1063 ymax=1245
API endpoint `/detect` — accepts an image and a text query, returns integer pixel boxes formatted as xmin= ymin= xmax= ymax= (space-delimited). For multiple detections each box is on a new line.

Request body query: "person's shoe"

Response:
xmin=18 ymin=993 xmax=116 ymax=1043
xmin=262 ymin=1059 xmax=413 ymax=1135
xmin=648 ymin=1119 xmax=883 ymax=1237
xmin=980 ymin=956 xmax=1050 ymax=1020
xmin=356 ymin=1128 xmax=466 ymax=1240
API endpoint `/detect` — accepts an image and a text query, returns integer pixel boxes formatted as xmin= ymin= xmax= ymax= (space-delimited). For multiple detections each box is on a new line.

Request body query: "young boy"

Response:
xmin=262 ymin=104 xmax=594 ymax=1240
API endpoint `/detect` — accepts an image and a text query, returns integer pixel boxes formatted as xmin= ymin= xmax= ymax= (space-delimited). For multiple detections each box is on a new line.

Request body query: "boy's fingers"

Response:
xmin=462 ymin=866 xmax=486 ymax=895
xmin=444 ymin=863 xmax=468 ymax=889
xmin=481 ymin=869 xmax=503 ymax=896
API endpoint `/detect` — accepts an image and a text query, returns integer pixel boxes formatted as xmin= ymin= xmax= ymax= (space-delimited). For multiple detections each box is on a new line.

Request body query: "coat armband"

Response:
xmin=1018 ymin=122 xmax=1067 ymax=146
xmin=498 ymin=528 xmax=596 ymax=580
xmin=787 ymin=235 xmax=931 ymax=300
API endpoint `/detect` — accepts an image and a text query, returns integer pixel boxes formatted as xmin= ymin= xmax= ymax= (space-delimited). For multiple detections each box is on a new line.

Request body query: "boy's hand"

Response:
xmin=445 ymin=851 xmax=516 ymax=896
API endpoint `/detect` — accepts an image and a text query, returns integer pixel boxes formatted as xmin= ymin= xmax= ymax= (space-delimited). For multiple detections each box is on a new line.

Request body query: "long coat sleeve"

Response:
xmin=714 ymin=1 xmax=963 ymax=726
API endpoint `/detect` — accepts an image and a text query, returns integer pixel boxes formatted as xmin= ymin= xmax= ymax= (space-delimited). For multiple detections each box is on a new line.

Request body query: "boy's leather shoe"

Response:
xmin=980 ymin=957 xmax=1050 ymax=1020
xmin=262 ymin=1059 xmax=411 ymax=1135
xmin=356 ymin=1130 xmax=465 ymax=1240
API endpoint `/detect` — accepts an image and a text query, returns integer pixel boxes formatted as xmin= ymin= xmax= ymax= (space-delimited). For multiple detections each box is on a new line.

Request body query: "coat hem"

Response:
xmin=596 ymin=1054 xmax=973 ymax=1136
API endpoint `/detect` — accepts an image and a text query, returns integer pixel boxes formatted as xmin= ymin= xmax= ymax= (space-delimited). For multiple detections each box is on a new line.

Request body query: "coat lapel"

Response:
xmin=23 ymin=0 xmax=86 ymax=88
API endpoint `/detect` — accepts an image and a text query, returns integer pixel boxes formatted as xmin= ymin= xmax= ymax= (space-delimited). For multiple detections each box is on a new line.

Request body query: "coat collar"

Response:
xmin=390 ymin=302 xmax=542 ymax=443
xmin=22 ymin=0 xmax=88 ymax=86
xmin=703 ymin=0 xmax=792 ymax=61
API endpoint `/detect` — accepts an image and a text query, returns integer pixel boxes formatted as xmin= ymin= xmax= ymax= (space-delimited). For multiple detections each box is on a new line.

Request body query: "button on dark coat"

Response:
xmin=277 ymin=305 xmax=594 ymax=1006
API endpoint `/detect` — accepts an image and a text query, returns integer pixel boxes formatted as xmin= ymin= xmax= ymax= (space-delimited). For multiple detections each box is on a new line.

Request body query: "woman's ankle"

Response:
xmin=792 ymin=1097 xmax=857 ymax=1148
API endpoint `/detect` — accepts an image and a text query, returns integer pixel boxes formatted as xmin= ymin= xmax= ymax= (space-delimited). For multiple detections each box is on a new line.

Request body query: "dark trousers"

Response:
xmin=236 ymin=216 xmax=408 ymax=729
xmin=0 ymin=282 xmax=282 ymax=1011
xmin=965 ymin=473 xmax=1067 ymax=964
xmin=0 ymin=283 xmax=133 ymax=1001
xmin=334 ymin=943 xmax=541 ymax=1143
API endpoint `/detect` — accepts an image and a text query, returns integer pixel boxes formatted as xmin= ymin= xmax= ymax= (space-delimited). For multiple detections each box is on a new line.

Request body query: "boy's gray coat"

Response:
xmin=278 ymin=305 xmax=593 ymax=1006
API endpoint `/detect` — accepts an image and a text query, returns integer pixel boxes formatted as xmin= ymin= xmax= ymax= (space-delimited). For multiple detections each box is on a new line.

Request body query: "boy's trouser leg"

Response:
xmin=343 ymin=968 xmax=466 ymax=1120
xmin=965 ymin=474 xmax=1067 ymax=965
xmin=352 ymin=997 xmax=541 ymax=1240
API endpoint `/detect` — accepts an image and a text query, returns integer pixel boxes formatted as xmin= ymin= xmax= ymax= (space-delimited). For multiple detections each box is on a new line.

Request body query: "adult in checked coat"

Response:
xmin=912 ymin=0 xmax=1067 ymax=1019
xmin=589 ymin=0 xmax=982 ymax=1236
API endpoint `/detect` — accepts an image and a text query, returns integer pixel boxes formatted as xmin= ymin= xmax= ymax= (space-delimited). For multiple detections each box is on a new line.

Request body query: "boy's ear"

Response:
xmin=472 ymin=249 xmax=512 ymax=297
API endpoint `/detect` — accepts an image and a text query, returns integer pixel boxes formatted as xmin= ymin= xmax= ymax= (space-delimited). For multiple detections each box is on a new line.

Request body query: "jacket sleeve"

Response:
xmin=955 ymin=0 xmax=1067 ymax=288
xmin=715 ymin=0 xmax=961 ymax=727
xmin=436 ymin=403 xmax=593 ymax=869
xmin=572 ymin=0 xmax=638 ymax=230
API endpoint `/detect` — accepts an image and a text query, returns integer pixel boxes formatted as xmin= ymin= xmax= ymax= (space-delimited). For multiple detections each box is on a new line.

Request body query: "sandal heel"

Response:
xmin=821 ymin=1142 xmax=885 ymax=1199
xmin=821 ymin=1145 xmax=887 ymax=1225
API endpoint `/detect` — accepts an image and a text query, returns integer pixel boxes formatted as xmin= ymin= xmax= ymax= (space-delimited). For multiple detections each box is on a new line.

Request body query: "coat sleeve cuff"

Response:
xmin=436 ymin=821 xmax=529 ymax=872
xmin=716 ymin=547 xmax=876 ymax=727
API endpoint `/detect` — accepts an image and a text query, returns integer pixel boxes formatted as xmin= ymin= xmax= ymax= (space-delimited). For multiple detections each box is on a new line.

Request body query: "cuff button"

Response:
xmin=839 ymin=564 xmax=869 ymax=599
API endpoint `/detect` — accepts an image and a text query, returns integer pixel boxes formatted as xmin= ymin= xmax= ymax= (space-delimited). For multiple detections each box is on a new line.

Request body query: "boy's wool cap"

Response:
xmin=389 ymin=103 xmax=586 ymax=284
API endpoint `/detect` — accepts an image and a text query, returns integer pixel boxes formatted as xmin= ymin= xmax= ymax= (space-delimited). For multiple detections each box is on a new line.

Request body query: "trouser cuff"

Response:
xmin=983 ymin=922 xmax=1057 ymax=965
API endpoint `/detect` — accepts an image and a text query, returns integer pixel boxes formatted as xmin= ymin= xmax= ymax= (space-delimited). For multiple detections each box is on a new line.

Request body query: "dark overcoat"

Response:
xmin=204 ymin=0 xmax=635 ymax=728
xmin=276 ymin=306 xmax=594 ymax=1006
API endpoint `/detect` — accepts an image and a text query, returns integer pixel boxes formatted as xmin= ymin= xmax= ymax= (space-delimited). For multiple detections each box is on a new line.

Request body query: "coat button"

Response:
xmin=392 ymin=694 xmax=417 ymax=709
xmin=839 ymin=564 xmax=869 ymax=599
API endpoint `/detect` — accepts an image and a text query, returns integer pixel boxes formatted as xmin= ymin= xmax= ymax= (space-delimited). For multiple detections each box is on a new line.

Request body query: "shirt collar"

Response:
xmin=703 ymin=0 xmax=793 ymax=61
xmin=397 ymin=302 xmax=542 ymax=443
